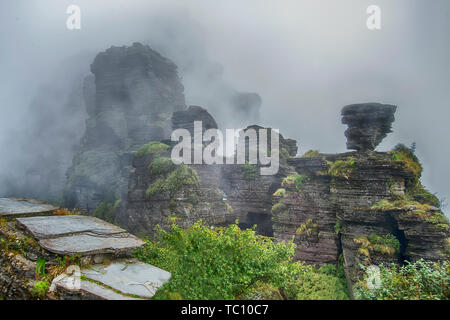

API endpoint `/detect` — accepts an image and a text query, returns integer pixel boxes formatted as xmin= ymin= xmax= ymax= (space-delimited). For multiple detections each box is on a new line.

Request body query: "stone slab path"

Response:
xmin=0 ymin=198 xmax=58 ymax=218
xmin=0 ymin=198 xmax=170 ymax=300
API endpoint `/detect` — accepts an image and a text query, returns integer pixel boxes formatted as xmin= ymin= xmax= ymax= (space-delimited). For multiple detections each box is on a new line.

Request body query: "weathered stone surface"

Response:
xmin=38 ymin=233 xmax=144 ymax=256
xmin=0 ymin=198 xmax=58 ymax=218
xmin=55 ymin=279 xmax=143 ymax=300
xmin=15 ymin=215 xmax=144 ymax=256
xmin=16 ymin=216 xmax=125 ymax=239
xmin=121 ymin=108 xmax=298 ymax=237
xmin=342 ymin=103 xmax=396 ymax=152
xmin=64 ymin=42 xmax=186 ymax=213
xmin=82 ymin=260 xmax=171 ymax=299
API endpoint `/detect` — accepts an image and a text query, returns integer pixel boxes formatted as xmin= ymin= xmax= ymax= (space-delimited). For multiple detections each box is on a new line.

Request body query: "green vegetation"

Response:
xmin=134 ymin=220 xmax=349 ymax=300
xmin=389 ymin=144 xmax=440 ymax=207
xmin=146 ymin=164 xmax=199 ymax=197
xmin=273 ymin=188 xmax=286 ymax=197
xmin=390 ymin=144 xmax=422 ymax=179
xmin=282 ymin=174 xmax=309 ymax=192
xmin=302 ymin=150 xmax=320 ymax=158
xmin=136 ymin=141 xmax=170 ymax=157
xmin=148 ymin=157 xmax=176 ymax=176
xmin=31 ymin=281 xmax=49 ymax=299
xmin=354 ymin=233 xmax=400 ymax=257
xmin=407 ymin=183 xmax=440 ymax=208
xmin=334 ymin=220 xmax=343 ymax=235
xmin=271 ymin=202 xmax=287 ymax=215
xmin=35 ymin=258 xmax=46 ymax=280
xmin=296 ymin=219 xmax=318 ymax=237
xmin=92 ymin=198 xmax=121 ymax=224
xmin=354 ymin=259 xmax=449 ymax=300
xmin=327 ymin=157 xmax=356 ymax=179
xmin=370 ymin=199 xmax=449 ymax=229
xmin=241 ymin=162 xmax=258 ymax=180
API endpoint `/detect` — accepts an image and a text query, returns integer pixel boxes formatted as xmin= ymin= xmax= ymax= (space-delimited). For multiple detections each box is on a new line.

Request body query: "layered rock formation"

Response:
xmin=123 ymin=103 xmax=449 ymax=295
xmin=342 ymin=103 xmax=396 ymax=152
xmin=64 ymin=43 xmax=186 ymax=213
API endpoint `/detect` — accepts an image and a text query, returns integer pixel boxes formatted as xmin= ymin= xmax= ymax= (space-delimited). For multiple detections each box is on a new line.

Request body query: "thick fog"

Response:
xmin=0 ymin=0 xmax=449 ymax=213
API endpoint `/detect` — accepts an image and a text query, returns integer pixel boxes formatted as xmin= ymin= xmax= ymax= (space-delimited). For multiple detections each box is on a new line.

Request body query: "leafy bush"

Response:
xmin=273 ymin=188 xmax=286 ymax=197
xmin=354 ymin=259 xmax=449 ymax=300
xmin=282 ymin=174 xmax=309 ymax=191
xmin=134 ymin=220 xmax=350 ymax=300
xmin=283 ymin=266 xmax=349 ymax=300
xmin=148 ymin=157 xmax=176 ymax=176
xmin=134 ymin=221 xmax=295 ymax=299
xmin=327 ymin=157 xmax=355 ymax=179
xmin=31 ymin=281 xmax=49 ymax=298
xmin=242 ymin=162 xmax=258 ymax=180
xmin=136 ymin=141 xmax=170 ymax=157
xmin=354 ymin=233 xmax=400 ymax=257
xmin=271 ymin=202 xmax=287 ymax=215
xmin=407 ymin=183 xmax=441 ymax=208
xmin=92 ymin=197 xmax=121 ymax=224
xmin=391 ymin=144 xmax=422 ymax=179
xmin=146 ymin=164 xmax=199 ymax=197
xmin=302 ymin=150 xmax=320 ymax=158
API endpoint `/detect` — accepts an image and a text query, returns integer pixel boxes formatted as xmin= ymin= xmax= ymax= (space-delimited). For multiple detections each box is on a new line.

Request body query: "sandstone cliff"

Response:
xmin=123 ymin=103 xmax=449 ymax=294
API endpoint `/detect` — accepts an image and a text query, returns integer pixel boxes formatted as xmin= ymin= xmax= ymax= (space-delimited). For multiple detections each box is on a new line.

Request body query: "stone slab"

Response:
xmin=16 ymin=215 xmax=125 ymax=239
xmin=0 ymin=198 xmax=58 ymax=218
xmin=82 ymin=260 xmax=171 ymax=298
xmin=53 ymin=275 xmax=143 ymax=300
xmin=38 ymin=233 xmax=145 ymax=255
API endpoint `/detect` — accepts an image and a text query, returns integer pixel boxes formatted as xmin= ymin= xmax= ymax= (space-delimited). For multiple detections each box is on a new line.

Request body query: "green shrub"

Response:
xmin=390 ymin=144 xmax=422 ymax=179
xmin=354 ymin=259 xmax=449 ymax=300
xmin=327 ymin=157 xmax=355 ymax=179
xmin=242 ymin=162 xmax=258 ymax=180
xmin=146 ymin=164 xmax=199 ymax=197
xmin=407 ymin=183 xmax=441 ymax=208
xmin=271 ymin=202 xmax=287 ymax=215
xmin=354 ymin=233 xmax=400 ymax=257
xmin=134 ymin=221 xmax=295 ymax=299
xmin=148 ymin=157 xmax=176 ymax=176
xmin=273 ymin=188 xmax=286 ymax=197
xmin=136 ymin=141 xmax=170 ymax=157
xmin=92 ymin=198 xmax=121 ymax=224
xmin=302 ymin=150 xmax=320 ymax=158
xmin=282 ymin=174 xmax=309 ymax=191
xmin=282 ymin=261 xmax=349 ymax=300
xmin=31 ymin=281 xmax=49 ymax=298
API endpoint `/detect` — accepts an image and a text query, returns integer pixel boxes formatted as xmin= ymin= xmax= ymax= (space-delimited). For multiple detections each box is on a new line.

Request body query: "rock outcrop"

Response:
xmin=0 ymin=198 xmax=170 ymax=300
xmin=122 ymin=103 xmax=449 ymax=295
xmin=64 ymin=43 xmax=186 ymax=213
xmin=342 ymin=103 xmax=396 ymax=152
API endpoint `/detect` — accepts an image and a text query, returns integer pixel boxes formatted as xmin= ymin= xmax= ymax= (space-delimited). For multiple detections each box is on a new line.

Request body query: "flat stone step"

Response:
xmin=0 ymin=198 xmax=58 ymax=218
xmin=16 ymin=215 xmax=126 ymax=239
xmin=82 ymin=260 xmax=171 ymax=299
xmin=16 ymin=215 xmax=145 ymax=256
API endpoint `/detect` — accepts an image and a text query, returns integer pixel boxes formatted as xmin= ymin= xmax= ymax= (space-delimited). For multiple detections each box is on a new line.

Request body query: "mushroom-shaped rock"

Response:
xmin=341 ymin=103 xmax=397 ymax=152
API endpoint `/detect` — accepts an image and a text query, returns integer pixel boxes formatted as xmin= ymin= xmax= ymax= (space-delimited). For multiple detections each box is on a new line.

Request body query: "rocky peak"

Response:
xmin=341 ymin=103 xmax=397 ymax=152
xmin=172 ymin=105 xmax=218 ymax=135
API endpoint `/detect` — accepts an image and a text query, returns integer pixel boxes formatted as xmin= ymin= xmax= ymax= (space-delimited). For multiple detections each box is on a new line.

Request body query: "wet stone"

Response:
xmin=0 ymin=198 xmax=58 ymax=218
xmin=16 ymin=215 xmax=125 ymax=239
xmin=82 ymin=260 xmax=171 ymax=299
xmin=38 ymin=233 xmax=145 ymax=256
xmin=16 ymin=215 xmax=145 ymax=256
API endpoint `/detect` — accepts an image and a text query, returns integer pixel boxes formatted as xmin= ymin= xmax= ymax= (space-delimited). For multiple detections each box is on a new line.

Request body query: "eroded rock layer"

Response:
xmin=342 ymin=103 xmax=396 ymax=152
xmin=64 ymin=43 xmax=186 ymax=212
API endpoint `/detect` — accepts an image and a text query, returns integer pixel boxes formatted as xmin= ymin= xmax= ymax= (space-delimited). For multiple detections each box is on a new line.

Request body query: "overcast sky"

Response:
xmin=1 ymin=0 xmax=449 ymax=213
